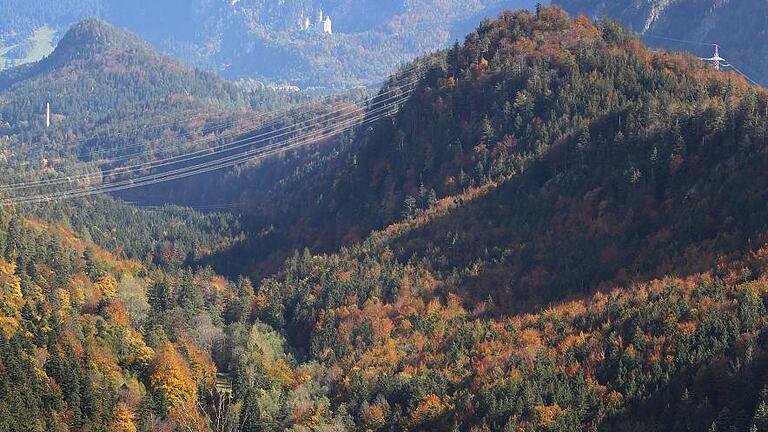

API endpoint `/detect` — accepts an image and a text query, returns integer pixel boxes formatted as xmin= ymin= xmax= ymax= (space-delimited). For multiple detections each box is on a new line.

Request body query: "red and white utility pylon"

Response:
xmin=701 ymin=44 xmax=725 ymax=71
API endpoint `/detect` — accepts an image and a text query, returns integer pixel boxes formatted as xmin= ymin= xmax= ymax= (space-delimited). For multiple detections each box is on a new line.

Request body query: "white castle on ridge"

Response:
xmin=302 ymin=9 xmax=332 ymax=34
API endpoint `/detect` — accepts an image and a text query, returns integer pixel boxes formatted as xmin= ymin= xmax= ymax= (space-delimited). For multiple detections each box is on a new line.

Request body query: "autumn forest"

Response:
xmin=0 ymin=3 xmax=767 ymax=432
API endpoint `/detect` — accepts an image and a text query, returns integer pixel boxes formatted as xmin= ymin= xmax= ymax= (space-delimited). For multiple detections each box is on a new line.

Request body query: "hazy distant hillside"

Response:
xmin=554 ymin=0 xmax=768 ymax=86
xmin=0 ymin=18 xmax=304 ymax=184
xmin=0 ymin=0 xmax=538 ymax=88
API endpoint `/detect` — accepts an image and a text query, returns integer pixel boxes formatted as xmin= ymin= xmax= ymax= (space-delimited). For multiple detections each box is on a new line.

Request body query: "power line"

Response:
xmin=644 ymin=35 xmax=763 ymax=87
xmin=1 ymin=81 xmax=420 ymax=205
xmin=723 ymin=62 xmax=761 ymax=86
xmin=641 ymin=32 xmax=712 ymax=47
xmin=37 ymin=96 xmax=413 ymax=201
xmin=3 ymin=94 xmax=410 ymax=201
xmin=3 ymin=98 xmax=412 ymax=205
xmin=697 ymin=44 xmax=762 ymax=86
xmin=0 ymin=67 xmax=426 ymax=192
xmin=640 ymin=32 xmax=764 ymax=86
xmin=2 ymin=60 xmax=430 ymax=191
xmin=0 ymin=54 xmax=439 ymax=205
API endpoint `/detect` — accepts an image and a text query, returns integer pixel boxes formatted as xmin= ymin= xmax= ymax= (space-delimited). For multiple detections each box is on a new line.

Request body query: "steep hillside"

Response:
xmin=356 ymin=10 xmax=765 ymax=309
xmin=0 ymin=19 xmax=292 ymax=273
xmin=186 ymin=3 xmax=767 ymax=300
xmin=554 ymin=0 xmax=768 ymax=86
xmin=0 ymin=206 xmax=244 ymax=431
xmin=0 ymin=0 xmax=539 ymax=88
xmin=233 ymin=1 xmax=768 ymax=327
xmin=208 ymin=7 xmax=768 ymax=431
xmin=0 ymin=18 xmax=304 ymax=182
xmin=3 ymin=6 xmax=768 ymax=432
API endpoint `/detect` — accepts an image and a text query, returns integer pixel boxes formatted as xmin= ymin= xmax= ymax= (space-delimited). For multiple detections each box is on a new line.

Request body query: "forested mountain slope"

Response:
xmin=0 ymin=206 xmax=246 ymax=431
xmin=2 ymin=6 xmax=768 ymax=432
xmin=0 ymin=18 xmax=373 ymax=280
xmin=0 ymin=18 xmax=303 ymax=166
xmin=212 ymin=7 xmax=768 ymax=431
xmin=0 ymin=19 xmax=266 ymax=280
xmin=553 ymin=0 xmax=768 ymax=86
xmin=183 ymin=2 xmax=768 ymax=304
xmin=0 ymin=0 xmax=538 ymax=88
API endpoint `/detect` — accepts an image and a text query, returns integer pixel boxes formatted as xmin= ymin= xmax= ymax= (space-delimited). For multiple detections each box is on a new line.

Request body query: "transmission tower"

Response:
xmin=701 ymin=44 xmax=725 ymax=71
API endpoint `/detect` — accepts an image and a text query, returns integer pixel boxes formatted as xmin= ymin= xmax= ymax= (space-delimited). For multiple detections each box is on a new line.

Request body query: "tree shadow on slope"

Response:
xmin=386 ymin=103 xmax=768 ymax=314
xmin=597 ymin=328 xmax=768 ymax=432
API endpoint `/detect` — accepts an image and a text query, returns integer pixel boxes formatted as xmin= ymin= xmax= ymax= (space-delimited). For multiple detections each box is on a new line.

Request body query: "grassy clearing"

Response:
xmin=0 ymin=25 xmax=56 ymax=70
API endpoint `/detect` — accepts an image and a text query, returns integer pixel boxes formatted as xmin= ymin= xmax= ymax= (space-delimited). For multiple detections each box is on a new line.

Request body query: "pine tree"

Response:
xmin=480 ymin=116 xmax=495 ymax=143
xmin=403 ymin=195 xmax=417 ymax=219
xmin=751 ymin=390 xmax=768 ymax=431
xmin=427 ymin=189 xmax=438 ymax=208
xmin=83 ymin=246 xmax=96 ymax=279
xmin=418 ymin=182 xmax=428 ymax=208
xmin=148 ymin=278 xmax=174 ymax=311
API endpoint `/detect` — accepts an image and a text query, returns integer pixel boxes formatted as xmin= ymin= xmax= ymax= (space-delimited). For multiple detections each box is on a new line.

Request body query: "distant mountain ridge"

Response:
xmin=0 ymin=18 xmax=156 ymax=90
xmin=0 ymin=0 xmax=538 ymax=88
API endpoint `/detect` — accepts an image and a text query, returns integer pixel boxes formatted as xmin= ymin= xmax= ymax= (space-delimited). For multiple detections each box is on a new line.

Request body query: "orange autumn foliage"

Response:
xmin=112 ymin=403 xmax=138 ymax=432
xmin=410 ymin=394 xmax=449 ymax=426
xmin=533 ymin=404 xmax=564 ymax=429
xmin=149 ymin=343 xmax=197 ymax=410
xmin=178 ymin=337 xmax=216 ymax=388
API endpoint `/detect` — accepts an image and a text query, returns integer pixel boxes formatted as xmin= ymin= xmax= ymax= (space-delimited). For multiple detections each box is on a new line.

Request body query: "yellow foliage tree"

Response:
xmin=533 ymin=404 xmax=564 ymax=430
xmin=95 ymin=274 xmax=118 ymax=299
xmin=112 ymin=403 xmax=138 ymax=432
xmin=149 ymin=344 xmax=197 ymax=412
xmin=125 ymin=331 xmax=155 ymax=369
xmin=56 ymin=289 xmax=71 ymax=316
xmin=263 ymin=357 xmax=296 ymax=388
xmin=0 ymin=259 xmax=23 ymax=334
xmin=410 ymin=394 xmax=448 ymax=427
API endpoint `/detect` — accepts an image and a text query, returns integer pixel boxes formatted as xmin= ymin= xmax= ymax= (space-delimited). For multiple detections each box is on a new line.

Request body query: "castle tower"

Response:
xmin=322 ymin=15 xmax=332 ymax=34
xmin=315 ymin=10 xmax=324 ymax=32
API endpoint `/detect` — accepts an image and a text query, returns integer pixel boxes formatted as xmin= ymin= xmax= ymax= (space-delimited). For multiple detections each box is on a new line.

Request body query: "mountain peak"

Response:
xmin=46 ymin=18 xmax=148 ymax=64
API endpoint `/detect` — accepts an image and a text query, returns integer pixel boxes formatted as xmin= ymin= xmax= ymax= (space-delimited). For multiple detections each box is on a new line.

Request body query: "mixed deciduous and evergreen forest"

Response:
xmin=0 ymin=4 xmax=767 ymax=431
xmin=555 ymin=0 xmax=768 ymax=86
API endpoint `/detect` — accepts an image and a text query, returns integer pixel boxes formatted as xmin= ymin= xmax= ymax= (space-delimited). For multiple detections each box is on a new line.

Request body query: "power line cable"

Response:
xmin=642 ymin=33 xmax=763 ymax=86
xmin=5 ymin=60 xmax=430 ymax=190
xmin=3 ymin=93 xmax=414 ymax=205
xmin=641 ymin=32 xmax=712 ymax=47
xmin=1 ymin=60 xmax=428 ymax=190
xmin=0 ymin=69 xmax=425 ymax=192
xmin=1 ymin=79 xmax=420 ymax=204
xmin=723 ymin=62 xmax=761 ymax=86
